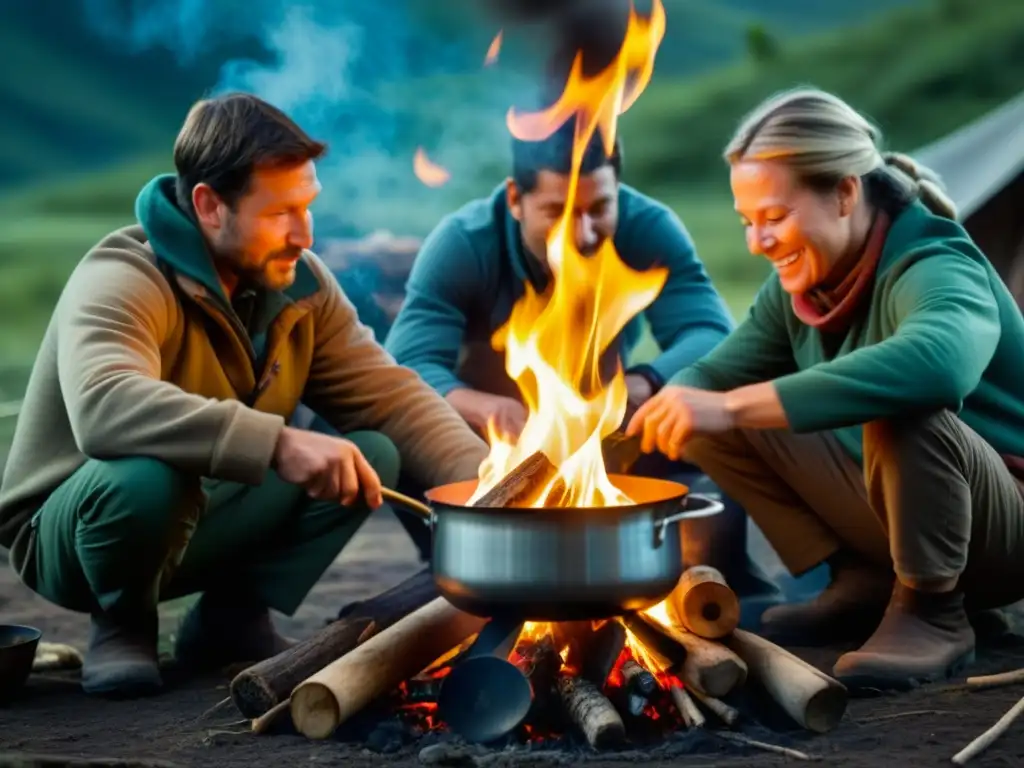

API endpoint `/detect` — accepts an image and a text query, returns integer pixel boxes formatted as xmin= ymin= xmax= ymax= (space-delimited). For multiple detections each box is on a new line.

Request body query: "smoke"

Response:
xmin=80 ymin=0 xmax=541 ymax=237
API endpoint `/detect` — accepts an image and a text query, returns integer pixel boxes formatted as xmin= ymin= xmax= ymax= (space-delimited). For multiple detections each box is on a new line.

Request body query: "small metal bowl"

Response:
xmin=0 ymin=624 xmax=42 ymax=701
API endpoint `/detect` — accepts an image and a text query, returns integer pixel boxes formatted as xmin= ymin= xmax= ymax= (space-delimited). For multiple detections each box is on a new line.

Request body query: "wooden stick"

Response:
xmin=664 ymin=566 xmax=740 ymax=639
xmin=290 ymin=598 xmax=487 ymax=739
xmin=251 ymin=698 xmax=291 ymax=735
xmin=581 ymin=621 xmax=627 ymax=687
xmin=669 ymin=684 xmax=705 ymax=728
xmin=473 ymin=450 xmax=559 ymax=508
xmin=637 ymin=614 xmax=747 ymax=697
xmin=688 ymin=686 xmax=740 ymax=727
xmin=231 ymin=566 xmax=437 ymax=718
xmin=951 ymin=693 xmax=1024 ymax=765
xmin=714 ymin=731 xmax=817 ymax=761
xmin=725 ymin=629 xmax=847 ymax=734
xmin=966 ymin=668 xmax=1024 ymax=690
xmin=557 ymin=675 xmax=626 ymax=749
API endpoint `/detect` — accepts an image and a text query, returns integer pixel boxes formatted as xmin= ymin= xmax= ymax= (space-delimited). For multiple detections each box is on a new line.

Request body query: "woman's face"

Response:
xmin=730 ymin=159 xmax=859 ymax=294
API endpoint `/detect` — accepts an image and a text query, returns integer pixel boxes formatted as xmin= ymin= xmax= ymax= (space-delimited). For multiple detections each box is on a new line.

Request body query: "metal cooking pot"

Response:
xmin=382 ymin=474 xmax=723 ymax=621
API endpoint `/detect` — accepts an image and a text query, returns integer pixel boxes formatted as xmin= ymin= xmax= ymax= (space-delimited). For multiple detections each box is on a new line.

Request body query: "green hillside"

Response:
xmin=0 ymin=0 xmax=922 ymax=190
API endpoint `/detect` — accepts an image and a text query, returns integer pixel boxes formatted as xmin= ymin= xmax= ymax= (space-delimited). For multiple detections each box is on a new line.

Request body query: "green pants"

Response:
xmin=25 ymin=430 xmax=400 ymax=617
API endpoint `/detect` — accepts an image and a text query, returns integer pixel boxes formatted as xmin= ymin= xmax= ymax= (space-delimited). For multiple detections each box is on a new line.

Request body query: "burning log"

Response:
xmin=669 ymin=684 xmax=705 ymax=728
xmin=665 ymin=566 xmax=740 ymax=639
xmin=290 ymin=598 xmax=487 ymax=739
xmin=581 ymin=621 xmax=627 ymax=687
xmin=473 ymin=450 xmax=560 ymax=508
xmin=557 ymin=675 xmax=626 ymax=749
xmin=615 ymin=658 xmax=658 ymax=718
xmin=725 ymin=629 xmax=847 ymax=734
xmin=230 ymin=566 xmax=438 ymax=718
xmin=635 ymin=614 xmax=747 ymax=698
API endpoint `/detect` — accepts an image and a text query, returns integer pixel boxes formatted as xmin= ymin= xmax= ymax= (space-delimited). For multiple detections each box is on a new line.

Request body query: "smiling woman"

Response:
xmin=626 ymin=85 xmax=1024 ymax=694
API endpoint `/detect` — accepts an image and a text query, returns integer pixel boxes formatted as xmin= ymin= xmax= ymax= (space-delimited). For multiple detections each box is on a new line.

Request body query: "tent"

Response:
xmin=912 ymin=91 xmax=1024 ymax=299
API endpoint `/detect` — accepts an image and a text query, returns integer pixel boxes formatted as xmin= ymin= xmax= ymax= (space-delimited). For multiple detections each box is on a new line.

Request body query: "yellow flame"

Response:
xmin=485 ymin=30 xmax=503 ymax=66
xmin=413 ymin=147 xmax=450 ymax=187
xmin=470 ymin=0 xmax=668 ymax=508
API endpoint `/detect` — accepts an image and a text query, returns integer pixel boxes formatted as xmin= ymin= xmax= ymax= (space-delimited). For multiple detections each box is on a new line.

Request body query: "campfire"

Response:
xmin=225 ymin=0 xmax=850 ymax=759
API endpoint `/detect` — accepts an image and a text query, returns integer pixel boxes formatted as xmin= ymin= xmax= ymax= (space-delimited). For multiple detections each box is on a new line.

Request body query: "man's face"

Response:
xmin=194 ymin=160 xmax=321 ymax=292
xmin=507 ymin=166 xmax=619 ymax=272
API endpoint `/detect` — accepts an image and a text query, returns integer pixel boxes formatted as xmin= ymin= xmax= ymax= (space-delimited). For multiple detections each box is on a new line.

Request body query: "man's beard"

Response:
xmin=213 ymin=231 xmax=301 ymax=291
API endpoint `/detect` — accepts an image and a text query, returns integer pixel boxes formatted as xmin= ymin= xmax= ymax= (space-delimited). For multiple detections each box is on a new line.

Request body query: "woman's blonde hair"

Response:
xmin=723 ymin=87 xmax=957 ymax=220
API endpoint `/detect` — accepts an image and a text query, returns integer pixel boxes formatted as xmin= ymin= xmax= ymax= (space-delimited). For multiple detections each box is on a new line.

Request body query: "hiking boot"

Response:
xmin=758 ymin=551 xmax=893 ymax=646
xmin=174 ymin=591 xmax=293 ymax=673
xmin=82 ymin=611 xmax=162 ymax=698
xmin=833 ymin=583 xmax=976 ymax=691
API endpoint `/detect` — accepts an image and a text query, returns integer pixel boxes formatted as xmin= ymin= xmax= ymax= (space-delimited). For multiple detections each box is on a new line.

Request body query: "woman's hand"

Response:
xmin=624 ymin=385 xmax=736 ymax=460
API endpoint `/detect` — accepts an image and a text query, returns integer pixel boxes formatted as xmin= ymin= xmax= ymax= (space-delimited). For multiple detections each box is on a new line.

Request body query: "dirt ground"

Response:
xmin=3 ymin=510 xmax=1024 ymax=768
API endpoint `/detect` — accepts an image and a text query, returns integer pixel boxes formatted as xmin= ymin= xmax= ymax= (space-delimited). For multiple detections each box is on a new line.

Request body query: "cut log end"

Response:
xmin=290 ymin=682 xmax=341 ymax=740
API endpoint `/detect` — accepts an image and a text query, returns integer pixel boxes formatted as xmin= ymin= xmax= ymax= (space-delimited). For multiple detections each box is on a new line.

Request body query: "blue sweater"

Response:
xmin=384 ymin=183 xmax=734 ymax=400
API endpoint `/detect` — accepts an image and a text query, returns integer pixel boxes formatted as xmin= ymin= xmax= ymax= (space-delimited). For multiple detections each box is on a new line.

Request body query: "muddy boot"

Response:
xmin=833 ymin=583 xmax=976 ymax=691
xmin=758 ymin=551 xmax=893 ymax=646
xmin=81 ymin=611 xmax=162 ymax=697
xmin=174 ymin=591 xmax=293 ymax=673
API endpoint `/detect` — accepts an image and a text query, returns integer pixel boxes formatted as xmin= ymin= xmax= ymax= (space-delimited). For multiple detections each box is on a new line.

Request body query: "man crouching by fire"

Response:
xmin=384 ymin=118 xmax=783 ymax=623
xmin=0 ymin=93 xmax=489 ymax=698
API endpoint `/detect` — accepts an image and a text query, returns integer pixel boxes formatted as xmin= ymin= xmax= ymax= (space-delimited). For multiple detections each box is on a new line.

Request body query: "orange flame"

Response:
xmin=485 ymin=30 xmax=503 ymax=66
xmin=413 ymin=147 xmax=450 ymax=187
xmin=470 ymin=0 xmax=668 ymax=508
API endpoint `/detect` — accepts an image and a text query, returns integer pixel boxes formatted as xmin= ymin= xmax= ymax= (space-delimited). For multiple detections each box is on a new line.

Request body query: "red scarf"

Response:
xmin=790 ymin=211 xmax=891 ymax=334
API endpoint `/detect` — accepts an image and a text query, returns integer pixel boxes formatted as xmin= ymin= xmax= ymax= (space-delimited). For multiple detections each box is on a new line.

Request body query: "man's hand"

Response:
xmin=625 ymin=385 xmax=735 ymax=460
xmin=272 ymin=426 xmax=384 ymax=508
xmin=446 ymin=388 xmax=528 ymax=441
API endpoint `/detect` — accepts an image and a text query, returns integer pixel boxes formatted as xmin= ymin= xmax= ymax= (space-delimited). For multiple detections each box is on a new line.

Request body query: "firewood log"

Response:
xmin=725 ymin=629 xmax=847 ymax=734
xmin=664 ymin=565 xmax=740 ymax=639
xmin=688 ymin=687 xmax=740 ymax=727
xmin=230 ymin=566 xmax=438 ymax=718
xmin=290 ymin=598 xmax=487 ymax=739
xmin=581 ymin=621 xmax=627 ymax=687
xmin=638 ymin=615 xmax=747 ymax=697
xmin=557 ymin=676 xmax=626 ymax=749
xmin=473 ymin=450 xmax=560 ymax=507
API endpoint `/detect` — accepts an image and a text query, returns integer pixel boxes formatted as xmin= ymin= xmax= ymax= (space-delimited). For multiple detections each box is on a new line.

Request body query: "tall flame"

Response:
xmin=470 ymin=0 xmax=668 ymax=508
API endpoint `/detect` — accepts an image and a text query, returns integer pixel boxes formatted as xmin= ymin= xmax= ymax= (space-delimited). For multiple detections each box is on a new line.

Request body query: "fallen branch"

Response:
xmin=714 ymin=731 xmax=818 ymax=761
xmin=965 ymin=668 xmax=1024 ymax=691
xmin=951 ymin=693 xmax=1024 ymax=765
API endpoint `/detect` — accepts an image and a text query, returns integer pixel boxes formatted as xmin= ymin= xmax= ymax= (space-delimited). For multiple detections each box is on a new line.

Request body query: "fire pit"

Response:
xmin=228 ymin=0 xmax=851 ymax=760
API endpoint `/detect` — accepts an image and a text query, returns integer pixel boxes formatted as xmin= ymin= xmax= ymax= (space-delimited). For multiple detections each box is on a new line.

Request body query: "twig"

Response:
xmin=252 ymin=697 xmax=292 ymax=734
xmin=688 ymin=687 xmax=740 ymax=727
xmin=714 ymin=731 xmax=818 ymax=761
xmin=855 ymin=709 xmax=955 ymax=724
xmin=965 ymin=668 xmax=1024 ymax=690
xmin=669 ymin=684 xmax=705 ymax=728
xmin=951 ymin=693 xmax=1024 ymax=765
xmin=194 ymin=696 xmax=233 ymax=723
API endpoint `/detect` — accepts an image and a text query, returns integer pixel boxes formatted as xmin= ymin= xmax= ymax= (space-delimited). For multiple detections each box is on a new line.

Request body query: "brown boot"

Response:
xmin=758 ymin=551 xmax=893 ymax=646
xmin=174 ymin=591 xmax=293 ymax=673
xmin=832 ymin=583 xmax=976 ymax=691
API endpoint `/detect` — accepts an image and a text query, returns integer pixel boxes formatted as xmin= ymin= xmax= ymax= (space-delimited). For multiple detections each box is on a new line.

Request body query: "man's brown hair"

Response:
xmin=173 ymin=92 xmax=328 ymax=212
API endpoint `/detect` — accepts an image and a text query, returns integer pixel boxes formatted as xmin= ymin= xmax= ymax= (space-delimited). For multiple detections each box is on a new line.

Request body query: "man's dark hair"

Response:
xmin=510 ymin=116 xmax=623 ymax=193
xmin=173 ymin=92 xmax=328 ymax=212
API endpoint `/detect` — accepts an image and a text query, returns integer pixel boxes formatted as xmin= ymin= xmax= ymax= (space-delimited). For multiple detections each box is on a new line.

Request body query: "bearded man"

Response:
xmin=0 ymin=93 xmax=488 ymax=698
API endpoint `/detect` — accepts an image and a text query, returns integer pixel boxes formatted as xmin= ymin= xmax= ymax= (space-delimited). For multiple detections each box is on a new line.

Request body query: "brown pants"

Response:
xmin=684 ymin=410 xmax=1024 ymax=610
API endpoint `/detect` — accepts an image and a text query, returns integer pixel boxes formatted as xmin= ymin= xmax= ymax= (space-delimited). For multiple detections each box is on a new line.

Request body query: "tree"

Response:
xmin=745 ymin=23 xmax=780 ymax=64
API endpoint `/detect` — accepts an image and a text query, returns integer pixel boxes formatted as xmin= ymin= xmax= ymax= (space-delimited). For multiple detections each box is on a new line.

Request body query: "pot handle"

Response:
xmin=654 ymin=492 xmax=725 ymax=547
xmin=381 ymin=487 xmax=436 ymax=527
